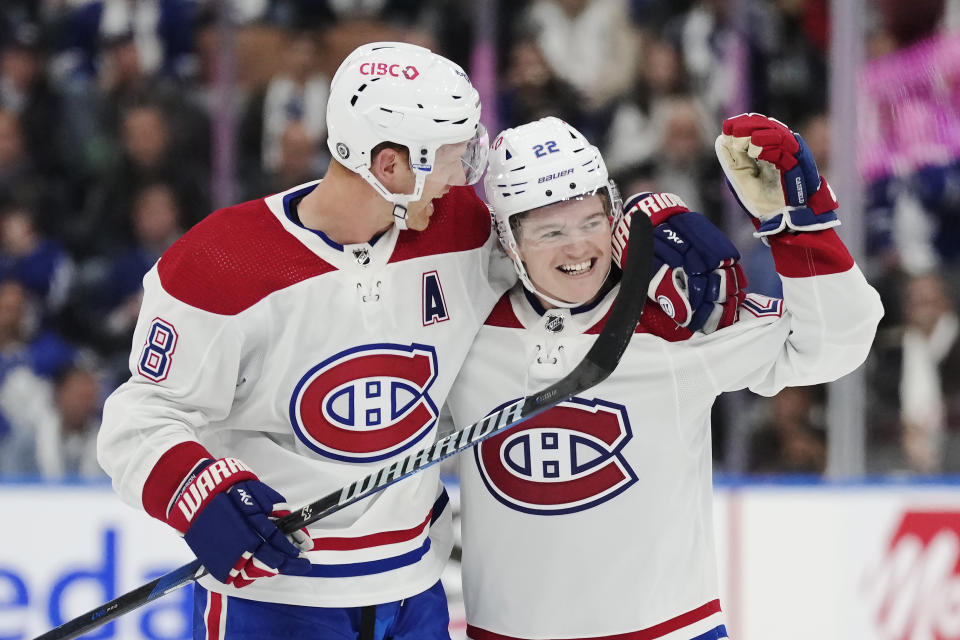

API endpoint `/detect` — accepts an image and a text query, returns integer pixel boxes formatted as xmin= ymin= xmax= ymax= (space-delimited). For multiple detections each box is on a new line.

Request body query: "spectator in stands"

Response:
xmin=51 ymin=0 xmax=201 ymax=177
xmin=55 ymin=0 xmax=197 ymax=83
xmin=0 ymin=363 xmax=46 ymax=476
xmin=244 ymin=120 xmax=322 ymax=200
xmin=665 ymin=0 xmax=739 ymax=124
xmin=649 ymin=96 xmax=719 ymax=214
xmin=0 ymin=22 xmax=64 ymax=178
xmin=261 ymin=1 xmax=336 ymax=29
xmin=66 ymin=180 xmax=183 ymax=384
xmin=747 ymin=385 xmax=827 ymax=474
xmin=76 ymin=101 xmax=208 ymax=257
xmin=0 ymin=362 xmax=104 ymax=478
xmin=750 ymin=0 xmax=828 ymax=126
xmin=0 ymin=204 xmax=73 ymax=314
xmin=602 ymin=34 xmax=690 ymax=176
xmin=100 ymin=181 xmax=182 ymax=331
xmin=799 ymin=111 xmax=830 ymax=172
xmin=94 ymin=28 xmax=210 ymax=169
xmin=613 ymin=96 xmax=720 ymax=221
xmin=32 ymin=364 xmax=104 ymax=478
xmin=524 ymin=0 xmax=638 ymax=111
xmin=869 ymin=272 xmax=960 ymax=473
xmin=240 ymin=29 xmax=329 ymax=184
xmin=0 ymin=107 xmax=26 ymax=190
xmin=0 ymin=276 xmax=80 ymax=475
xmin=496 ymin=37 xmax=586 ymax=131
xmin=900 ymin=163 xmax=960 ymax=270
xmin=0 ymin=278 xmax=74 ymax=380
xmin=0 ymin=109 xmax=66 ymax=232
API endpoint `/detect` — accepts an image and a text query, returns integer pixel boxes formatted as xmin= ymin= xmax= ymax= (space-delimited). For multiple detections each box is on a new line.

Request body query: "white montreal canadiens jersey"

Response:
xmin=446 ymin=230 xmax=883 ymax=639
xmin=98 ymin=181 xmax=513 ymax=607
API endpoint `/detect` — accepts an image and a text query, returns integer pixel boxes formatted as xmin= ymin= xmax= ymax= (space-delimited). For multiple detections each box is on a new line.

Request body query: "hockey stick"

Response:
xmin=34 ymin=214 xmax=653 ymax=640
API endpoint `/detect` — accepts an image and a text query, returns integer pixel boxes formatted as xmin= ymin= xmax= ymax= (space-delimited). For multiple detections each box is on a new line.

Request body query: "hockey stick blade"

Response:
xmin=34 ymin=213 xmax=653 ymax=640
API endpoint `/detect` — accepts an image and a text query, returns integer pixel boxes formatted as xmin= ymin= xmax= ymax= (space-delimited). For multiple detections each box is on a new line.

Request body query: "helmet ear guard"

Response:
xmin=326 ymin=42 xmax=488 ymax=228
xmin=484 ymin=117 xmax=620 ymax=307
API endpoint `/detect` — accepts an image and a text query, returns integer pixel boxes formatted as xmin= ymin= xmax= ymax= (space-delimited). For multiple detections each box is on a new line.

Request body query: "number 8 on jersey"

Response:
xmin=138 ymin=317 xmax=179 ymax=382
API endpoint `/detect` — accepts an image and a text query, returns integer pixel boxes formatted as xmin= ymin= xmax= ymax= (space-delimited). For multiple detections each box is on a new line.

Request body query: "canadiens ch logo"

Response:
xmin=475 ymin=397 xmax=636 ymax=515
xmin=290 ymin=343 xmax=439 ymax=462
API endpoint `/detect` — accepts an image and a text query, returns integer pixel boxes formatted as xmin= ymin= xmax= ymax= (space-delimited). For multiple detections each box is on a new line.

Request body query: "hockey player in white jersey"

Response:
xmin=97 ymin=42 xmax=510 ymax=640
xmin=445 ymin=114 xmax=883 ymax=640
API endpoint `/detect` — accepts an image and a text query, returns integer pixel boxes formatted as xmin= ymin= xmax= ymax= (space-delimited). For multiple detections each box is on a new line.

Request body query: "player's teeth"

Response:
xmin=559 ymin=260 xmax=591 ymax=274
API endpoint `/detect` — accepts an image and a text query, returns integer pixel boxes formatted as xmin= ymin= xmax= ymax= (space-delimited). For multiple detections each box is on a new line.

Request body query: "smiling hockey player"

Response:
xmin=445 ymin=114 xmax=883 ymax=640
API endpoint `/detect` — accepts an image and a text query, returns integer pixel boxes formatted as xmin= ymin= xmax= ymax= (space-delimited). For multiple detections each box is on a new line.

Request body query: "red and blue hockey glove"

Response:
xmin=715 ymin=113 xmax=839 ymax=237
xmin=166 ymin=457 xmax=312 ymax=588
xmin=614 ymin=192 xmax=747 ymax=333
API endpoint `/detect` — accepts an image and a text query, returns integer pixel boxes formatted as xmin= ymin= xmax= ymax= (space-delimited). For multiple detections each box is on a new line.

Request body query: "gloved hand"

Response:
xmin=166 ymin=457 xmax=312 ymax=588
xmin=715 ymin=113 xmax=839 ymax=237
xmin=614 ymin=192 xmax=747 ymax=333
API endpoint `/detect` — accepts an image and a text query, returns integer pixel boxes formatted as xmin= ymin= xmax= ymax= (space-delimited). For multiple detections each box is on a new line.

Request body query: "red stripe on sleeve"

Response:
xmin=141 ymin=441 xmax=213 ymax=522
xmin=768 ymin=229 xmax=854 ymax=278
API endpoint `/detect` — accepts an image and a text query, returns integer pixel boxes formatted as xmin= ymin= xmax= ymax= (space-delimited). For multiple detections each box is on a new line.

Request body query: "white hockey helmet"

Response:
xmin=326 ymin=42 xmax=488 ymax=229
xmin=484 ymin=116 xmax=621 ymax=307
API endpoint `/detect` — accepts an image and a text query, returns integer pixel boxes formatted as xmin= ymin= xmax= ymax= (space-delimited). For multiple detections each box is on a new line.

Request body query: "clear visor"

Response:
xmin=517 ymin=195 xmax=613 ymax=249
xmin=459 ymin=122 xmax=489 ymax=186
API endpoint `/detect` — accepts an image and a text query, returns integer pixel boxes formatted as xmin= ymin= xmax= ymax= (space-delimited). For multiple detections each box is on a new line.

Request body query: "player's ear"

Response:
xmin=370 ymin=146 xmax=410 ymax=188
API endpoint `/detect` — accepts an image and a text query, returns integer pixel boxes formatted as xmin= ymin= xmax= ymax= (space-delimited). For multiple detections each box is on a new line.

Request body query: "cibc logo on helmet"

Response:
xmin=358 ymin=62 xmax=420 ymax=80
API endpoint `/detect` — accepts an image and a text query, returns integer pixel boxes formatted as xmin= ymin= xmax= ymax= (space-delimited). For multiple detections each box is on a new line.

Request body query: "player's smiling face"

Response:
xmin=516 ymin=195 xmax=612 ymax=307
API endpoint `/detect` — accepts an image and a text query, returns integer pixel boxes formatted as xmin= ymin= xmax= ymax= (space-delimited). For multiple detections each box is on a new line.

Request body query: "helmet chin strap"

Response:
xmin=392 ymin=204 xmax=409 ymax=230
xmin=355 ymin=164 xmax=429 ymax=232
xmin=516 ymin=259 xmax=614 ymax=311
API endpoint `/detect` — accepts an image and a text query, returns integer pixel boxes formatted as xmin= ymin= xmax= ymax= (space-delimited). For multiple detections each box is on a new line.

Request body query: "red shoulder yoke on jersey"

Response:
xmin=484 ymin=294 xmax=525 ymax=329
xmin=157 ymin=198 xmax=337 ymax=315
xmin=390 ymin=186 xmax=492 ymax=263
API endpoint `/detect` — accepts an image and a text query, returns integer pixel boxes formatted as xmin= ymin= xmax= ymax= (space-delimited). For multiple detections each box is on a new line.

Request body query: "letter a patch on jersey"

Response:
xmin=422 ymin=270 xmax=449 ymax=326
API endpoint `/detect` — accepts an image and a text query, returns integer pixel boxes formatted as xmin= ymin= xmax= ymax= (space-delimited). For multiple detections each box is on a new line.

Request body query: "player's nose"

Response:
xmin=561 ymin=237 xmax=592 ymax=256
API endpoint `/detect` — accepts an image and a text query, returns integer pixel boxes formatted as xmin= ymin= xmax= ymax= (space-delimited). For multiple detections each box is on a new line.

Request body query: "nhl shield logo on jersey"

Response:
xmin=475 ymin=398 xmax=636 ymax=515
xmin=290 ymin=343 xmax=440 ymax=462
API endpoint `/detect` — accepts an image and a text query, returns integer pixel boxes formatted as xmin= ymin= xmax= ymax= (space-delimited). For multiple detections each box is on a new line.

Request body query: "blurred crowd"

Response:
xmin=0 ymin=0 xmax=958 ymax=479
